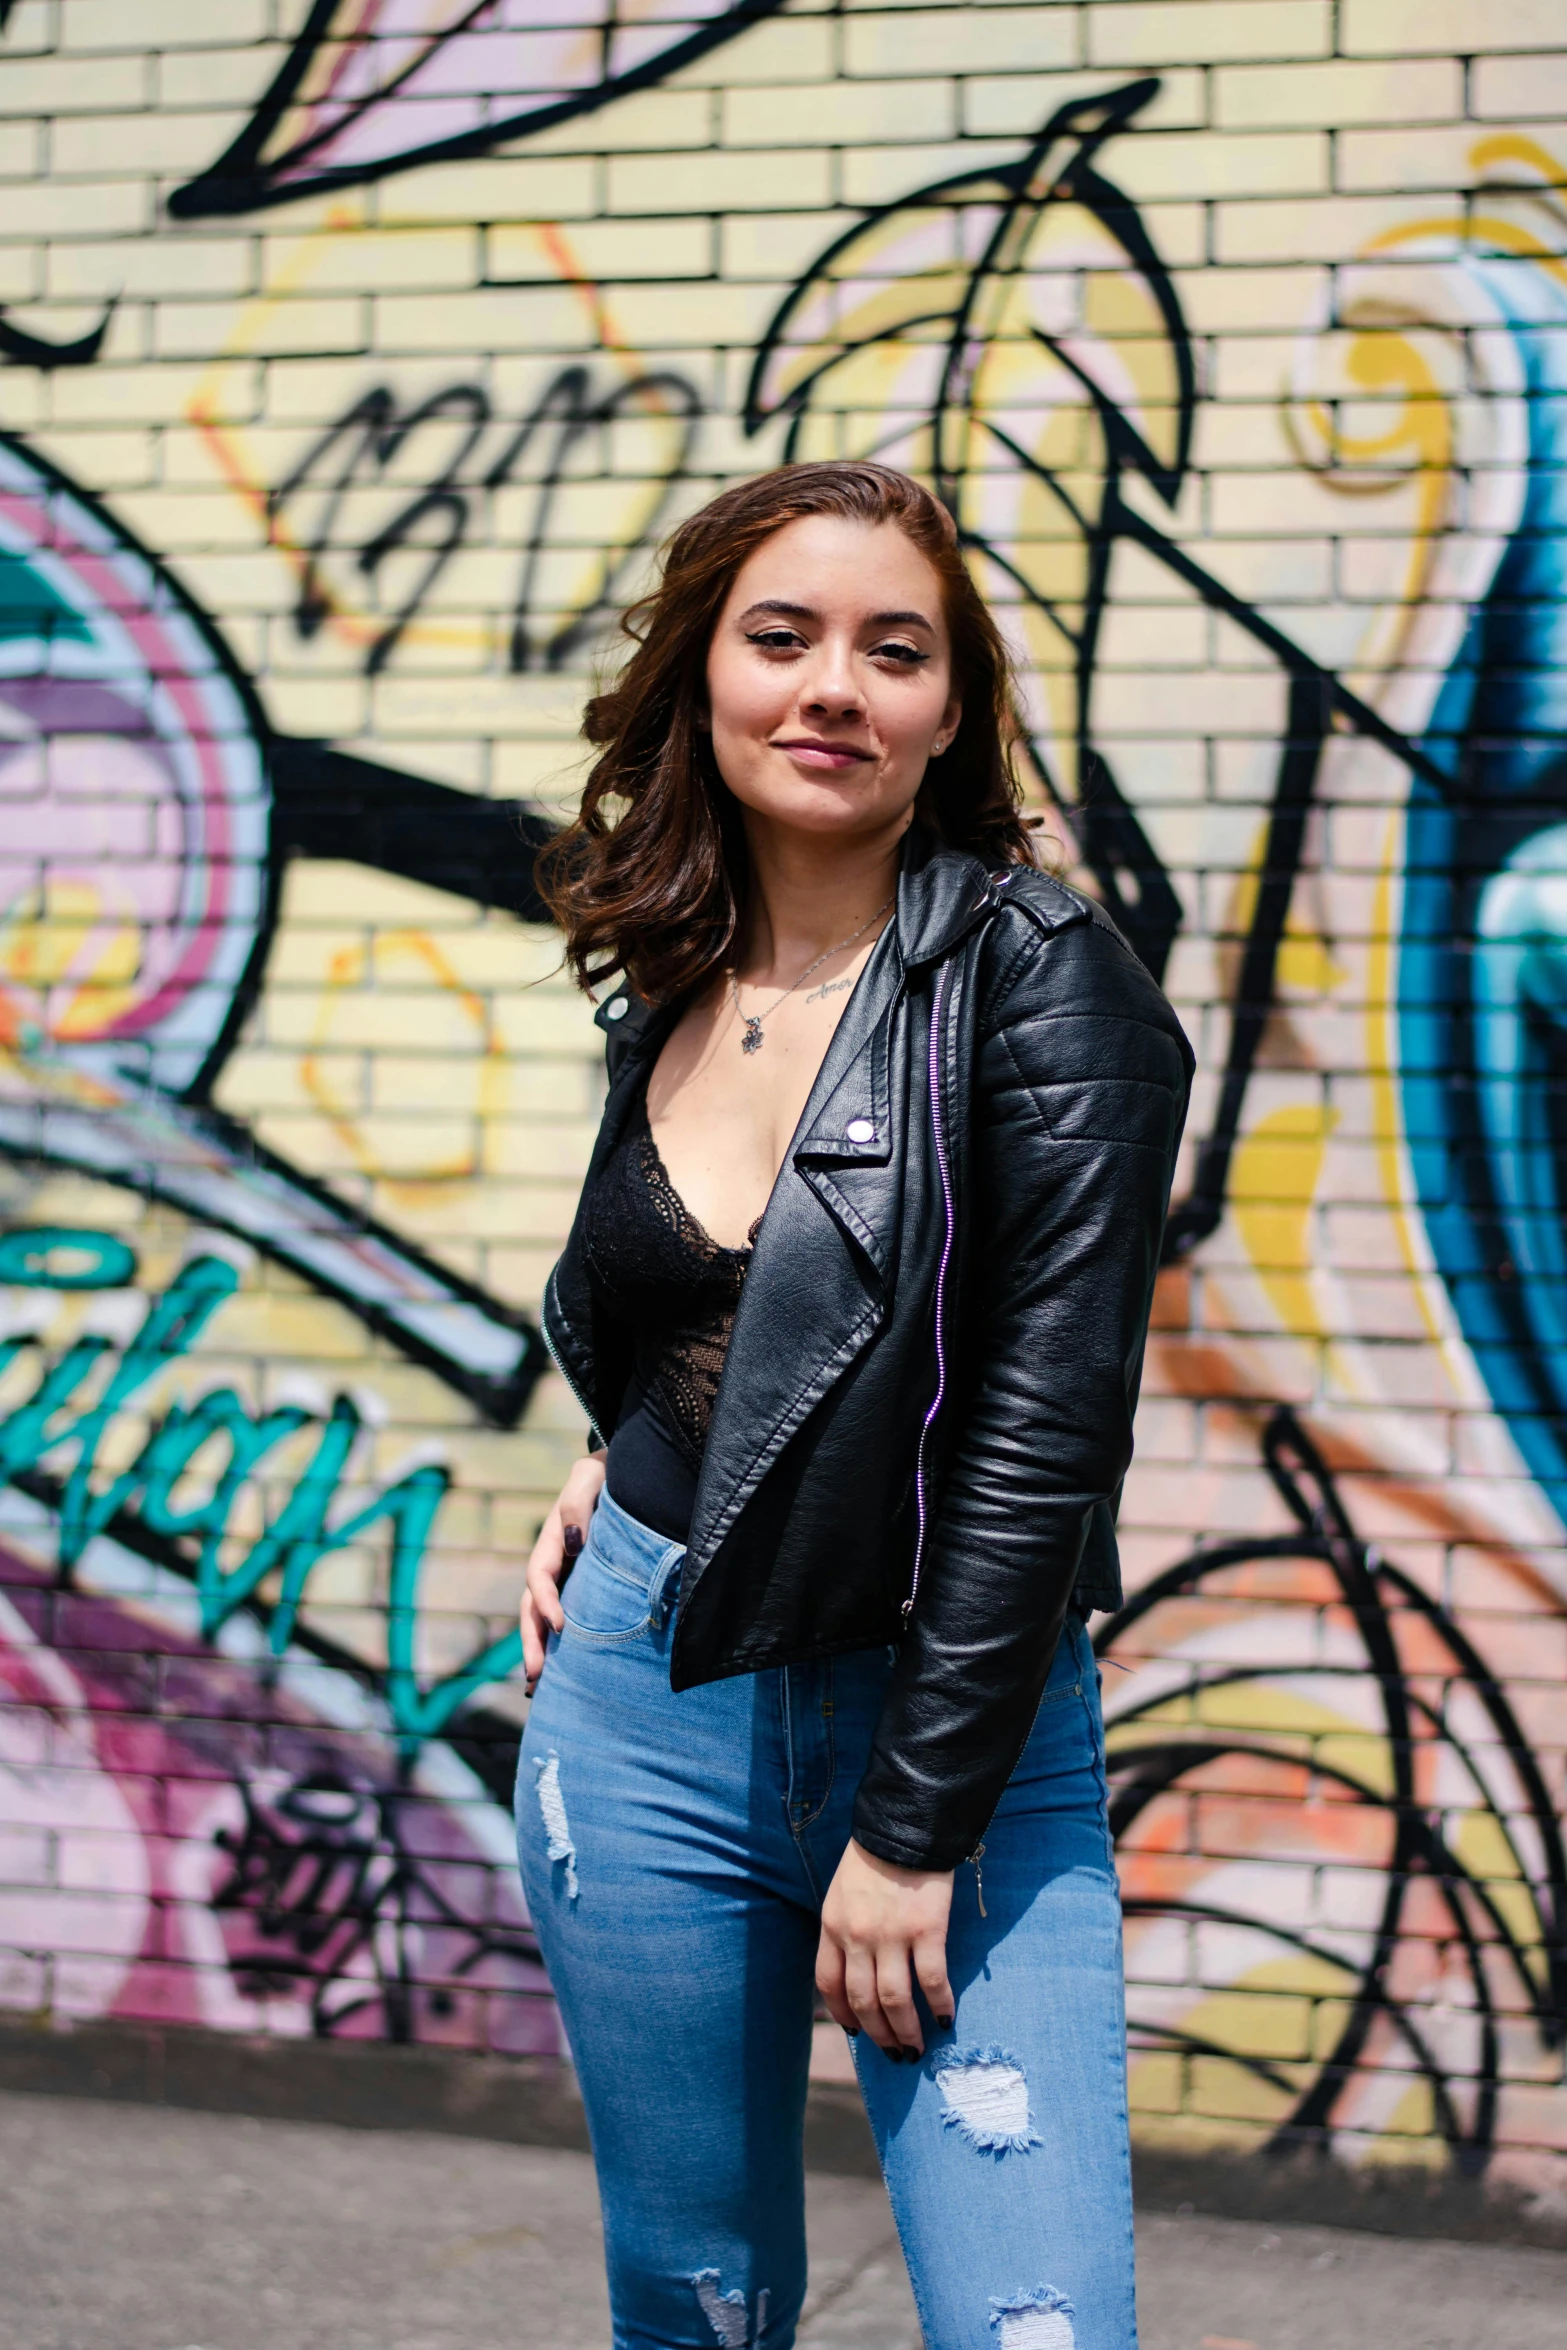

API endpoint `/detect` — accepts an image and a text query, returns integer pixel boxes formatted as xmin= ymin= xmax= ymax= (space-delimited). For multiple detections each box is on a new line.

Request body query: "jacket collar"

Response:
xmin=894 ymin=825 xmax=995 ymax=970
xmin=593 ymin=984 xmax=665 ymax=1053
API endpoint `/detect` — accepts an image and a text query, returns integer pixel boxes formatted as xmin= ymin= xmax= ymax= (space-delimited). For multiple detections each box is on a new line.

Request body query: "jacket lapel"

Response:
xmin=794 ymin=1008 xmax=900 ymax=1280
xmin=686 ymin=921 xmax=905 ymax=1565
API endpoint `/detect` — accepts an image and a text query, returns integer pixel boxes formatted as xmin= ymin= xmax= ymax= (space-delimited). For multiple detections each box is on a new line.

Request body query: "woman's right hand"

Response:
xmin=521 ymin=1450 xmax=608 ymax=1689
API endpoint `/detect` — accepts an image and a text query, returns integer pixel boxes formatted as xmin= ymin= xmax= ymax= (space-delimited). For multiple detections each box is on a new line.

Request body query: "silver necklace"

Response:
xmin=728 ymin=895 xmax=894 ymax=1054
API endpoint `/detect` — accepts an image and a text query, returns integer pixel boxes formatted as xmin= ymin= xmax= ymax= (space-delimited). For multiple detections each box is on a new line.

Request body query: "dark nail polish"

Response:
xmin=935 ymin=2014 xmax=954 ymax=2032
xmin=562 ymin=1523 xmax=584 ymax=1559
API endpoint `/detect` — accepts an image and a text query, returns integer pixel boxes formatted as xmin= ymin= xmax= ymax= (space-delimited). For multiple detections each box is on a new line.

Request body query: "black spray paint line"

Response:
xmin=211 ymin=1769 xmax=542 ymax=2042
xmin=266 ymin=365 xmax=702 ymax=677
xmin=1097 ymin=1405 xmax=1567 ymax=2171
xmin=168 ymin=0 xmax=791 ymax=219
xmin=0 ymin=302 xmax=114 ymax=370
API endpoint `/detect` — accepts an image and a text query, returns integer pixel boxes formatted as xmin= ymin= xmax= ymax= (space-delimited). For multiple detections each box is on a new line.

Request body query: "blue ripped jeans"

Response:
xmin=516 ymin=1489 xmax=1138 ymax=2350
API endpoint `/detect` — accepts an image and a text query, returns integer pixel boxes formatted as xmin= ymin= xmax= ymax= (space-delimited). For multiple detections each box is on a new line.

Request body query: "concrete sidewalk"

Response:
xmin=3 ymin=2089 xmax=1565 ymax=2350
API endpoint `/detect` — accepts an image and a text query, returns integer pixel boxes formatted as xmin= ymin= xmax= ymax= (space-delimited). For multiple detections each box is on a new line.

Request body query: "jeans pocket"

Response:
xmin=559 ymin=1538 xmax=653 ymax=1642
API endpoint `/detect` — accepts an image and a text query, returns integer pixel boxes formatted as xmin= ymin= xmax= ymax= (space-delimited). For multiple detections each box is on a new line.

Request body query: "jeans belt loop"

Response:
xmin=648 ymin=1544 xmax=685 ymax=1629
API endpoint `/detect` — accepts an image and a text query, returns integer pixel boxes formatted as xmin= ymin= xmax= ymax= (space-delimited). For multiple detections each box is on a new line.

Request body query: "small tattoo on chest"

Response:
xmin=804 ymin=973 xmax=855 ymax=1004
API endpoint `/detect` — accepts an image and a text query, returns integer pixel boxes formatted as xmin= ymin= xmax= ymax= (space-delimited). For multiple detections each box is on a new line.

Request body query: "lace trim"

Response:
xmin=633 ymin=1110 xmax=760 ymax=1468
xmin=634 ymin=1114 xmax=758 ymax=1267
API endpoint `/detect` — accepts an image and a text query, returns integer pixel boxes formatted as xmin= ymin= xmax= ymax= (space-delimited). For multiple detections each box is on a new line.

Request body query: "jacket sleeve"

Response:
xmin=850 ymin=908 xmax=1193 ymax=1872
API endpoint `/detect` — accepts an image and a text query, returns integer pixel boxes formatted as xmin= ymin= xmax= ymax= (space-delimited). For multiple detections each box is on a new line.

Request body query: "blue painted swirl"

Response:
xmin=1400 ymin=253 xmax=1567 ymax=1521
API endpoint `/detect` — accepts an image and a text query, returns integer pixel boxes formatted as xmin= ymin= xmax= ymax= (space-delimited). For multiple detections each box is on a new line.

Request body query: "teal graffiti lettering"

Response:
xmin=388 ymin=1518 xmax=521 ymax=1748
xmin=0 ymin=1231 xmax=521 ymax=1748
xmin=140 ymin=1388 xmax=313 ymax=1604
xmin=54 ymin=1257 xmax=241 ymax=1569
xmin=0 ymin=1254 xmax=239 ymax=1557
xmin=0 ymin=1226 xmax=137 ymax=1288
xmin=273 ymin=1446 xmax=447 ymax=1670
xmin=196 ymin=1393 xmax=360 ymax=1643
xmin=0 ymin=1332 xmax=114 ymax=1489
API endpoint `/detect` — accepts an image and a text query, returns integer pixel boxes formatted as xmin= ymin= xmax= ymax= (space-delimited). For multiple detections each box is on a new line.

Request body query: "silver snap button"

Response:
xmin=845 ymin=1117 xmax=876 ymax=1144
xmin=605 ymin=997 xmax=629 ymax=1021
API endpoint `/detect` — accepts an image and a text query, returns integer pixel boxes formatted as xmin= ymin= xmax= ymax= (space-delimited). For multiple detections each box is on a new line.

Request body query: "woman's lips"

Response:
xmin=774 ymin=739 xmax=873 ymax=770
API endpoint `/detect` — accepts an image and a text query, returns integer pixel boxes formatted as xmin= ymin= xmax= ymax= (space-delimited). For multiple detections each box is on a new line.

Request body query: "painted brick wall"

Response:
xmin=2 ymin=0 xmax=1566 ymax=2203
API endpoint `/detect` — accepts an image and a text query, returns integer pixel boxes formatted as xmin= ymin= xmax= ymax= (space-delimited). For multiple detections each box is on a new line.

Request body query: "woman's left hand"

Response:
xmin=817 ymin=1839 xmax=954 ymax=2059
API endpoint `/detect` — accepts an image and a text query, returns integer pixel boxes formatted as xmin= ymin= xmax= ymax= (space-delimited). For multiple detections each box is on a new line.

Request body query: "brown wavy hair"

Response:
xmin=536 ymin=461 xmax=1034 ymax=1005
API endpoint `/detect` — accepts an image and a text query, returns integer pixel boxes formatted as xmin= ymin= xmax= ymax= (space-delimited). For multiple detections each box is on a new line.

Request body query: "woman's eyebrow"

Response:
xmin=736 ymin=599 xmax=937 ymax=630
xmin=737 ymin=599 xmax=818 ymax=624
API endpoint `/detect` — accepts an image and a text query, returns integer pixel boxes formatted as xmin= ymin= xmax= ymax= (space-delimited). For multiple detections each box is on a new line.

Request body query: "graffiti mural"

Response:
xmin=2 ymin=0 xmax=1565 ymax=2196
xmin=170 ymin=0 xmax=793 ymax=218
xmin=267 ymin=362 xmax=701 ymax=675
xmin=1102 ymin=1411 xmax=1566 ymax=2168
xmin=0 ymin=428 xmax=546 ymax=1412
xmin=0 ymin=1534 xmax=551 ymax=2046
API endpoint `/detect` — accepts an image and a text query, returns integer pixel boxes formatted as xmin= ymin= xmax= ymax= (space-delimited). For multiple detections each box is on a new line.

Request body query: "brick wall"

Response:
xmin=2 ymin=0 xmax=1565 ymax=2198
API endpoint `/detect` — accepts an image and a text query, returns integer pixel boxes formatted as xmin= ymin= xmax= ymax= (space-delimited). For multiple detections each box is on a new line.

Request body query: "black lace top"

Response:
xmin=582 ymin=1089 xmax=762 ymax=1543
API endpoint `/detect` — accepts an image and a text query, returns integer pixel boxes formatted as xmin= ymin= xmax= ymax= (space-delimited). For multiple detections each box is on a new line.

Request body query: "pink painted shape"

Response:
xmin=270 ymin=0 xmax=745 ymax=185
xmin=0 ymin=491 xmax=252 ymax=1044
xmin=0 ymin=1545 xmax=556 ymax=2055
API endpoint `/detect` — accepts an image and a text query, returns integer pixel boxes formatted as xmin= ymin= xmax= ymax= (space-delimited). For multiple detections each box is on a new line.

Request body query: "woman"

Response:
xmin=517 ymin=461 xmax=1192 ymax=2350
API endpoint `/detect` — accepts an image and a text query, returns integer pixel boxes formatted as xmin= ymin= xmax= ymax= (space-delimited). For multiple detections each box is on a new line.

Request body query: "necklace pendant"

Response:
xmin=741 ymin=1018 xmax=764 ymax=1055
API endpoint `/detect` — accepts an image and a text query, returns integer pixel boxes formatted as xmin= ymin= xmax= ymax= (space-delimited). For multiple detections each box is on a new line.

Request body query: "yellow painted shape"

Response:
xmin=1468 ymin=134 xmax=1567 ymax=209
xmin=1231 ymin=1104 xmax=1339 ymax=1340
xmin=1243 ymin=1954 xmax=1358 ymax=2002
xmin=1366 ymin=2079 xmax=1439 ymax=2150
xmin=1285 ymin=309 xmax=1454 ymax=684
xmin=1126 ymin=2051 xmax=1184 ymax=2114
xmin=0 ymin=877 xmax=143 ymax=1042
xmin=1082 ymin=261 xmax=1180 ymax=464
xmin=1128 ymin=2113 xmax=1273 ymax=2157
xmin=301 ymin=928 xmax=504 ymax=1185
xmin=1309 ymin=1732 xmax=1397 ymax=1801
xmin=1107 ymin=1684 xmax=1367 ymax=1747
xmin=1227 ymin=846 xmax=1348 ymax=1000
xmin=1179 ymin=1990 xmax=1314 ymax=2063
xmin=1159 ymin=1957 xmax=1362 ymax=2122
xmin=1186 ymin=2053 xmax=1299 ymax=2124
xmin=1451 ymin=1810 xmax=1548 ymax=1991
xmin=1365 ymin=209 xmax=1567 ymax=295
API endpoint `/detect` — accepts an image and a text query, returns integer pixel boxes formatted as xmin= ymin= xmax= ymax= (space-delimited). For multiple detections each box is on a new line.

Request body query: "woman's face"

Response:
xmin=703 ymin=514 xmax=962 ymax=847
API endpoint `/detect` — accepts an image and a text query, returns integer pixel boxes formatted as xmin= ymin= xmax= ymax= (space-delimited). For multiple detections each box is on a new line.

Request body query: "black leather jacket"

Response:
xmin=543 ymin=829 xmax=1193 ymax=1871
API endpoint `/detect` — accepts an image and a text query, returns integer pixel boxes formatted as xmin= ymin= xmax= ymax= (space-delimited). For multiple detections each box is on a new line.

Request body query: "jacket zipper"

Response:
xmin=905 ymin=956 xmax=955 ymax=1621
xmin=540 ymin=1277 xmax=602 ymax=1445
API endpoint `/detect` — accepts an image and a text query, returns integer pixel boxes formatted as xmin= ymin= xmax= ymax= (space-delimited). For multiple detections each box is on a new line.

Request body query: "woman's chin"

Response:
xmin=732 ymin=776 xmax=916 ymax=842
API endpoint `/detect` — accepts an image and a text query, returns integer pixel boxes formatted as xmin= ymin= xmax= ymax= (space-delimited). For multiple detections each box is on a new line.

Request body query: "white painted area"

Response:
xmin=0 ymin=1589 xmax=150 ymax=2020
